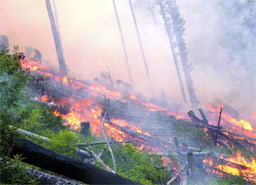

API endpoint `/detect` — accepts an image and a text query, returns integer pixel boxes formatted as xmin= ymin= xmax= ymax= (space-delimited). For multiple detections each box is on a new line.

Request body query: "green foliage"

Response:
xmin=44 ymin=129 xmax=79 ymax=158
xmin=0 ymin=111 xmax=18 ymax=156
xmin=101 ymin=144 xmax=169 ymax=185
xmin=14 ymin=102 xmax=65 ymax=136
xmin=0 ymin=48 xmax=38 ymax=184
xmin=0 ymin=47 xmax=30 ymax=110
xmin=0 ymin=154 xmax=38 ymax=184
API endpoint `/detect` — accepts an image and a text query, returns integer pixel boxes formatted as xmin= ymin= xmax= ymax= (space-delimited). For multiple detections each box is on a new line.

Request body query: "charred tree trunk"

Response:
xmin=45 ymin=0 xmax=68 ymax=75
xmin=10 ymin=137 xmax=141 ymax=185
xmin=164 ymin=0 xmax=199 ymax=109
xmin=159 ymin=0 xmax=187 ymax=104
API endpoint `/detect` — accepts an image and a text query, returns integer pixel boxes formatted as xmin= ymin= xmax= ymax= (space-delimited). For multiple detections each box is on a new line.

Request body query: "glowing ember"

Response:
xmin=41 ymin=94 xmax=48 ymax=102
xmin=62 ymin=76 xmax=69 ymax=86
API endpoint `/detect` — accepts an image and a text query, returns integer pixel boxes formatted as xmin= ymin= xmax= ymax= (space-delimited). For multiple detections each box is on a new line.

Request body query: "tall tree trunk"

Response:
xmin=159 ymin=1 xmax=188 ymax=103
xmin=45 ymin=0 xmax=68 ymax=75
xmin=113 ymin=0 xmax=134 ymax=88
xmin=165 ymin=0 xmax=199 ymax=109
xmin=128 ymin=0 xmax=154 ymax=96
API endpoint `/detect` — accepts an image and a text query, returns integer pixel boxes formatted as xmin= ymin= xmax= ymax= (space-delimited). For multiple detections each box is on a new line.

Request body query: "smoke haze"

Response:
xmin=0 ymin=0 xmax=255 ymax=124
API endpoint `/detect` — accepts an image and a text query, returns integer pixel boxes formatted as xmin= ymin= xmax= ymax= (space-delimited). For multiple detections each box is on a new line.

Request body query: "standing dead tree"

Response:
xmin=113 ymin=0 xmax=134 ymax=88
xmin=128 ymin=0 xmax=154 ymax=96
xmin=158 ymin=0 xmax=187 ymax=104
xmin=45 ymin=0 xmax=68 ymax=75
xmin=157 ymin=0 xmax=199 ymax=109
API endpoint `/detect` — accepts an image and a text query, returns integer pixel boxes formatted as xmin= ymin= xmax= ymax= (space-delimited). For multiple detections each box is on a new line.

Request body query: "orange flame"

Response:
xmin=204 ymin=152 xmax=256 ymax=183
xmin=22 ymin=60 xmax=256 ymax=182
xmin=62 ymin=76 xmax=69 ymax=86
xmin=41 ymin=94 xmax=48 ymax=102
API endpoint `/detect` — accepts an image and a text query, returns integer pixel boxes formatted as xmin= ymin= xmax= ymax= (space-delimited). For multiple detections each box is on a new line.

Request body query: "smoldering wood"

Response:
xmin=215 ymin=107 xmax=222 ymax=145
xmin=10 ymin=137 xmax=141 ymax=185
xmin=188 ymin=110 xmax=218 ymax=127
xmin=198 ymin=108 xmax=209 ymax=125
xmin=80 ymin=121 xmax=91 ymax=136
xmin=174 ymin=137 xmax=181 ymax=156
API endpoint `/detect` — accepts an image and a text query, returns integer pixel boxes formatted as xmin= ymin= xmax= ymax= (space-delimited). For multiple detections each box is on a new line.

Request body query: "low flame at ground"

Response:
xmin=204 ymin=151 xmax=256 ymax=183
xmin=207 ymin=104 xmax=255 ymax=140
xmin=22 ymin=60 xmax=256 ymax=182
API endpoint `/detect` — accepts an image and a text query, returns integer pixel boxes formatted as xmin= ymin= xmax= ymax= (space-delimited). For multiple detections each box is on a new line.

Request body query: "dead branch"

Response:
xmin=86 ymin=145 xmax=115 ymax=173
xmin=102 ymin=106 xmax=117 ymax=173
xmin=215 ymin=107 xmax=222 ymax=145
xmin=77 ymin=140 xmax=137 ymax=146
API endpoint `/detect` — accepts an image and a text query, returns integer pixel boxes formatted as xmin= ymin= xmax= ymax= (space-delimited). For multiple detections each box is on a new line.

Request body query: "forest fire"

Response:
xmin=207 ymin=104 xmax=256 ymax=139
xmin=22 ymin=59 xmax=256 ymax=182
xmin=204 ymin=152 xmax=256 ymax=183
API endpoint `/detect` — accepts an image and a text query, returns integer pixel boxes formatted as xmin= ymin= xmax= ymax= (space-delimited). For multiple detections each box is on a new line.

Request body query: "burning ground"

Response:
xmin=22 ymin=59 xmax=256 ymax=183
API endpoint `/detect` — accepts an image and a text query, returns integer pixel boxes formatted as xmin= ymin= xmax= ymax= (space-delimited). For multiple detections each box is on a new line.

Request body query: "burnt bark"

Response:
xmin=10 ymin=137 xmax=141 ymax=185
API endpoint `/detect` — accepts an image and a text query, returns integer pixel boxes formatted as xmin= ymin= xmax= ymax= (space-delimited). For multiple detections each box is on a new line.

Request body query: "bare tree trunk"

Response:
xmin=159 ymin=1 xmax=187 ymax=104
xmin=165 ymin=0 xmax=199 ymax=109
xmin=128 ymin=0 xmax=154 ymax=96
xmin=113 ymin=0 xmax=134 ymax=88
xmin=45 ymin=0 xmax=68 ymax=75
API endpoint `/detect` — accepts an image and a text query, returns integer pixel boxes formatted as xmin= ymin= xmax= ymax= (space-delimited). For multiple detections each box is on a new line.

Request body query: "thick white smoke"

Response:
xmin=0 ymin=0 xmax=255 ymax=124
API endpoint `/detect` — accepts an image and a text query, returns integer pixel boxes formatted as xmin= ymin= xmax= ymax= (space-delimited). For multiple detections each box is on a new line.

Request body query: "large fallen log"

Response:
xmin=10 ymin=137 xmax=141 ymax=185
xmin=26 ymin=166 xmax=81 ymax=185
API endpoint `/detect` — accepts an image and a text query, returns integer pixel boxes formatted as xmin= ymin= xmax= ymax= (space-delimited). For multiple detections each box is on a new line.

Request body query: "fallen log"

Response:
xmin=77 ymin=140 xmax=138 ymax=146
xmin=10 ymin=137 xmax=141 ymax=185
xmin=26 ymin=166 xmax=81 ymax=185
xmin=13 ymin=126 xmax=91 ymax=159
